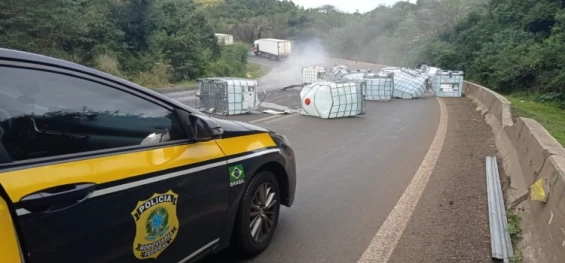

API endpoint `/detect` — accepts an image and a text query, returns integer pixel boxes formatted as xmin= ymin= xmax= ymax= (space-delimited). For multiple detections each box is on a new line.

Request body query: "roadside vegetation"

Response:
xmin=507 ymin=93 xmax=565 ymax=146
xmin=245 ymin=63 xmax=270 ymax=79
xmin=0 ymin=0 xmax=248 ymax=88
xmin=507 ymin=211 xmax=523 ymax=263
xmin=3 ymin=0 xmax=565 ymax=120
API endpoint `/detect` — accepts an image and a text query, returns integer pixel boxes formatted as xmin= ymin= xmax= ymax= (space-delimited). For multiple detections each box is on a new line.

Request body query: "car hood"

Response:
xmin=211 ymin=117 xmax=272 ymax=138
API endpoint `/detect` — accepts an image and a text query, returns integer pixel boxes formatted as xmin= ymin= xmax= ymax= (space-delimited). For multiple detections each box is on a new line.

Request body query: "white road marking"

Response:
xmin=358 ymin=97 xmax=448 ymax=263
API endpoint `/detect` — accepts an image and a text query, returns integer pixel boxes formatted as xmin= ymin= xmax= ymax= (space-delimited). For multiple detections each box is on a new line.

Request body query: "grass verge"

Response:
xmin=507 ymin=211 xmax=523 ymax=263
xmin=245 ymin=62 xmax=270 ymax=79
xmin=506 ymin=93 xmax=565 ymax=146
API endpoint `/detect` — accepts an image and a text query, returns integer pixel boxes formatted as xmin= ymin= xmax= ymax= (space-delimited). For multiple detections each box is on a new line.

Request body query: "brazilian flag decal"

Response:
xmin=229 ymin=164 xmax=245 ymax=187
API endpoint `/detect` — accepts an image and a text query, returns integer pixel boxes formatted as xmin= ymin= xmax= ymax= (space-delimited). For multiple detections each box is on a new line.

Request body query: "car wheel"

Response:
xmin=232 ymin=170 xmax=280 ymax=257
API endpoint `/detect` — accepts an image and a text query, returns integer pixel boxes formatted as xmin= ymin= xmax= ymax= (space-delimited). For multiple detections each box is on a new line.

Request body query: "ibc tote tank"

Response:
xmin=381 ymin=68 xmax=427 ymax=99
xmin=299 ymin=81 xmax=365 ymax=119
xmin=302 ymin=66 xmax=326 ymax=84
xmin=364 ymin=72 xmax=394 ymax=101
xmin=432 ymin=70 xmax=464 ymax=97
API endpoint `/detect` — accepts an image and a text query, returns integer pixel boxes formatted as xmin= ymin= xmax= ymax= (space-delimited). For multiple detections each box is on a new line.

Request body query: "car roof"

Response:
xmin=0 ymin=48 xmax=199 ymax=113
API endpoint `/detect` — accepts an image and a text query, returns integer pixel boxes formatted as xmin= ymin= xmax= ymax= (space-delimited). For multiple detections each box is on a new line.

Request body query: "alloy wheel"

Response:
xmin=249 ymin=182 xmax=277 ymax=243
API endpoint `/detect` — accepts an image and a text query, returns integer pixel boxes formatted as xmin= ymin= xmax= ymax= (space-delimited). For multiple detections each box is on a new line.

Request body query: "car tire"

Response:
xmin=232 ymin=170 xmax=280 ymax=257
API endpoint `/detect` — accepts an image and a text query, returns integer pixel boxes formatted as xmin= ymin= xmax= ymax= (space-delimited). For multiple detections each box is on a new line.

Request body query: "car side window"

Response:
xmin=0 ymin=66 xmax=187 ymax=163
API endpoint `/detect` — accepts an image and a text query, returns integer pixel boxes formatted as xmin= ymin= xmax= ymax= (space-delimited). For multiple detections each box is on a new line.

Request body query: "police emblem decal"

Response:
xmin=131 ymin=190 xmax=179 ymax=259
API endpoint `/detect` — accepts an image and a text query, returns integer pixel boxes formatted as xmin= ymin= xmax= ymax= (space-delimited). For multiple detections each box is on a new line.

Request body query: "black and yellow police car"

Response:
xmin=0 ymin=48 xmax=296 ymax=263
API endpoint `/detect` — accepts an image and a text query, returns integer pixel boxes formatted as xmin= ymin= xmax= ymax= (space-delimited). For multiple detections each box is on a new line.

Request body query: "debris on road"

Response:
xmin=196 ymin=77 xmax=265 ymax=116
xmin=363 ymin=72 xmax=394 ymax=101
xmin=302 ymin=66 xmax=326 ymax=85
xmin=432 ymin=70 xmax=465 ymax=97
xmin=328 ymin=65 xmax=350 ymax=79
xmin=262 ymin=109 xmax=292 ymax=115
xmin=381 ymin=67 xmax=428 ymax=99
xmin=486 ymin=156 xmax=514 ymax=263
xmin=300 ymin=81 xmax=365 ymax=119
xmin=417 ymin=65 xmax=440 ymax=84
xmin=259 ymin=101 xmax=300 ymax=113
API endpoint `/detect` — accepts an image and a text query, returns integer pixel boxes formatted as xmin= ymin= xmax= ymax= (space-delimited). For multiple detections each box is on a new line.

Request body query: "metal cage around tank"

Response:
xmin=362 ymin=72 xmax=395 ymax=101
xmin=197 ymin=77 xmax=261 ymax=115
xmin=300 ymin=80 xmax=365 ymax=119
xmin=381 ymin=67 xmax=427 ymax=99
xmin=302 ymin=66 xmax=326 ymax=85
xmin=432 ymin=70 xmax=464 ymax=97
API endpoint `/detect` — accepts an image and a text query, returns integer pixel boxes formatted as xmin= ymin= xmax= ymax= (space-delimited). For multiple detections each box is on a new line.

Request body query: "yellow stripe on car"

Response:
xmin=0 ymin=134 xmax=276 ymax=203
xmin=0 ymin=196 xmax=23 ymax=262
xmin=215 ymin=133 xmax=276 ymax=156
xmin=0 ymin=141 xmax=224 ymax=202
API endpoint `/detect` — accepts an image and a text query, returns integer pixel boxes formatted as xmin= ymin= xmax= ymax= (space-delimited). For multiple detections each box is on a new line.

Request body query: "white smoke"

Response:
xmin=260 ymin=38 xmax=330 ymax=90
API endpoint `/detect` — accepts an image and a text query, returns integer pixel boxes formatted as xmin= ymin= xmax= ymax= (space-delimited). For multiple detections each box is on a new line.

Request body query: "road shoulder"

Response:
xmin=388 ymin=97 xmax=497 ymax=263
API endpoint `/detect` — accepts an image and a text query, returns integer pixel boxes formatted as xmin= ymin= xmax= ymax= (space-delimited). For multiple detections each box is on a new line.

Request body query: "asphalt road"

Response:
xmin=163 ymin=56 xmax=442 ymax=262
xmin=202 ymin=79 xmax=440 ymax=262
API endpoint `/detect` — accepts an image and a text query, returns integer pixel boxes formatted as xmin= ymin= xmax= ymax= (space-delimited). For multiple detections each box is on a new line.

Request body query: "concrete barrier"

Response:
xmin=463 ymin=81 xmax=565 ymax=263
xmin=322 ymin=58 xmax=565 ymax=263
xmin=327 ymin=57 xmax=565 ymax=262
xmin=463 ymin=81 xmax=512 ymax=127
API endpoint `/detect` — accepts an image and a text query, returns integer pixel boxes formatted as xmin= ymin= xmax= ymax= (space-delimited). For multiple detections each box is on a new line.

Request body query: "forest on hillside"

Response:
xmin=2 ymin=0 xmax=565 ymax=106
xmin=0 ymin=0 xmax=250 ymax=87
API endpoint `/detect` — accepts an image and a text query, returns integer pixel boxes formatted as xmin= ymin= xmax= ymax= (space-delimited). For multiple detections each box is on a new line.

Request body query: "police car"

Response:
xmin=0 ymin=48 xmax=296 ymax=263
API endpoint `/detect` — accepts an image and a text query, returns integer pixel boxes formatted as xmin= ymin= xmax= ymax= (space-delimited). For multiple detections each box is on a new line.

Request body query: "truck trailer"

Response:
xmin=215 ymin=33 xmax=233 ymax=45
xmin=253 ymin=38 xmax=291 ymax=60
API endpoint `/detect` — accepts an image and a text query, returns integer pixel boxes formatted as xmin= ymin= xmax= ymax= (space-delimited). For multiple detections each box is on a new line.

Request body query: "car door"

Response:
xmin=0 ymin=64 xmax=229 ymax=263
xmin=0 ymin=186 xmax=25 ymax=263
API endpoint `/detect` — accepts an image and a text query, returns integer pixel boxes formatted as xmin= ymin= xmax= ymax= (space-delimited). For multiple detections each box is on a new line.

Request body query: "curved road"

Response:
xmin=203 ymin=56 xmax=441 ymax=262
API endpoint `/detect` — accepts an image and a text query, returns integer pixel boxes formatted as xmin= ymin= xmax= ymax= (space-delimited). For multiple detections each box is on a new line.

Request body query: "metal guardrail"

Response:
xmin=486 ymin=156 xmax=514 ymax=263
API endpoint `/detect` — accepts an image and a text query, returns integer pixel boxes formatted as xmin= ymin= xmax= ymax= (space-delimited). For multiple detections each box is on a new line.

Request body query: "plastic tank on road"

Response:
xmin=302 ymin=66 xmax=326 ymax=84
xmin=432 ymin=70 xmax=464 ymax=97
xmin=197 ymin=78 xmax=261 ymax=115
xmin=328 ymin=65 xmax=350 ymax=79
xmin=363 ymin=72 xmax=394 ymax=101
xmin=381 ymin=67 xmax=427 ymax=99
xmin=300 ymin=81 xmax=365 ymax=119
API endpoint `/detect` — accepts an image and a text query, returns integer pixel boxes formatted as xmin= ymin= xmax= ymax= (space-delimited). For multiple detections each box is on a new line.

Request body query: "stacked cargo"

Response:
xmin=197 ymin=78 xmax=262 ymax=115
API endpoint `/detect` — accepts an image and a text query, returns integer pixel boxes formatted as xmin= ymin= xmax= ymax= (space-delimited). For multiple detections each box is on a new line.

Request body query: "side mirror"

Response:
xmin=188 ymin=114 xmax=223 ymax=142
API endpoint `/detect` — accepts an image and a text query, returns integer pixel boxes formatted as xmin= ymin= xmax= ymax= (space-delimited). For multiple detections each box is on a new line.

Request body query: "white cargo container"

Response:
xmin=197 ymin=78 xmax=262 ymax=115
xmin=214 ymin=33 xmax=233 ymax=45
xmin=300 ymin=81 xmax=365 ymax=119
xmin=302 ymin=66 xmax=326 ymax=84
xmin=253 ymin=38 xmax=292 ymax=60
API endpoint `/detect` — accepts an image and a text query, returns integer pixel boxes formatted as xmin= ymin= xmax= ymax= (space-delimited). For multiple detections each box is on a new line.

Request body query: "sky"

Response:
xmin=290 ymin=0 xmax=416 ymax=13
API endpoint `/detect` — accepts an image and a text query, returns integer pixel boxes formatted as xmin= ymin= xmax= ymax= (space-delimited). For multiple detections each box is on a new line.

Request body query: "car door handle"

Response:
xmin=19 ymin=183 xmax=96 ymax=213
